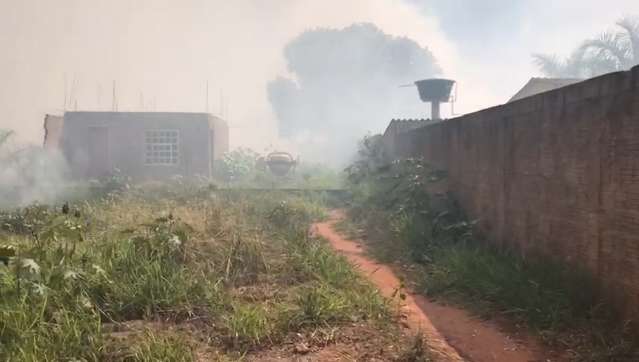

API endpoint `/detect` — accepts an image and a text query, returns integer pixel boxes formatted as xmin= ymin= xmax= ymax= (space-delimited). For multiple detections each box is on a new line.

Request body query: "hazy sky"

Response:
xmin=1 ymin=0 xmax=637 ymax=154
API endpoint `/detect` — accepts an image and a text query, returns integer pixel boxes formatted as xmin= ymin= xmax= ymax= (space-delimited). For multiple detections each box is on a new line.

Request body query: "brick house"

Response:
xmin=44 ymin=111 xmax=229 ymax=180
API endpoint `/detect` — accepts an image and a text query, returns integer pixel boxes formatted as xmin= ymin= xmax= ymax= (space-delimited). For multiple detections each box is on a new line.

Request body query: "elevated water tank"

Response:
xmin=413 ymin=78 xmax=455 ymax=120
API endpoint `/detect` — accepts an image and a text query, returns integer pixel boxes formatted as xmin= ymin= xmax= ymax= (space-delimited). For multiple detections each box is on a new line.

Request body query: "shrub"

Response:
xmin=347 ymin=155 xmax=474 ymax=262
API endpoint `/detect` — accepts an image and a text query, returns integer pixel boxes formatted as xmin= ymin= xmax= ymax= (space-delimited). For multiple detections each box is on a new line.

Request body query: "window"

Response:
xmin=145 ymin=129 xmax=179 ymax=165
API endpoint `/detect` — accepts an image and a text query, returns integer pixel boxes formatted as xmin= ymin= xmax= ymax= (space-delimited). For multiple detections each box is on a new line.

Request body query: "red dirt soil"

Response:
xmin=312 ymin=210 xmax=554 ymax=362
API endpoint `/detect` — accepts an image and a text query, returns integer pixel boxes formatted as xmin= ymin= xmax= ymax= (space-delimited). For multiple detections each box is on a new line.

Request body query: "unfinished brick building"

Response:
xmin=44 ymin=112 xmax=229 ymax=180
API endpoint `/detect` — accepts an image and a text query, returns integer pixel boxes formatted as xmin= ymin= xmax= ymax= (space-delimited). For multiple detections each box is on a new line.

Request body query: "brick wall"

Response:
xmin=385 ymin=66 xmax=639 ymax=319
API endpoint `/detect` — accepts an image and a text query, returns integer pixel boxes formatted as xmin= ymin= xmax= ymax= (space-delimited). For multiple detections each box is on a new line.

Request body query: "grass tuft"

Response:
xmin=224 ymin=303 xmax=274 ymax=349
xmin=127 ymin=330 xmax=194 ymax=362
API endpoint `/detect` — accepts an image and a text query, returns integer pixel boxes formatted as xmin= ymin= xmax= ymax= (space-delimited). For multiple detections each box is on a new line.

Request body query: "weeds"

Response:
xmin=0 ymin=204 xmax=51 ymax=235
xmin=293 ymin=284 xmax=350 ymax=328
xmin=0 ymin=182 xmax=400 ymax=360
xmin=223 ymin=233 xmax=268 ymax=285
xmin=286 ymin=236 xmax=357 ymax=287
xmin=224 ymin=303 xmax=274 ymax=348
xmin=345 ymin=149 xmax=639 ymax=361
xmin=420 ymin=244 xmax=639 ymax=359
xmin=292 ymin=282 xmax=389 ymax=328
xmin=422 ymin=245 xmax=599 ymax=330
xmin=127 ymin=330 xmax=194 ymax=362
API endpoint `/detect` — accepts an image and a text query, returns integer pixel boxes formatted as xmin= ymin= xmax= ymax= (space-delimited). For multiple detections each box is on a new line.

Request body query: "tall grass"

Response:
xmin=285 ymin=235 xmax=357 ymax=287
xmin=127 ymin=330 xmax=195 ymax=362
xmin=0 ymin=201 xmax=221 ymax=359
xmin=424 ymin=245 xmax=600 ymax=329
xmin=0 ymin=182 xmax=392 ymax=359
xmin=0 ymin=302 xmax=104 ymax=361
xmin=224 ymin=303 xmax=273 ymax=347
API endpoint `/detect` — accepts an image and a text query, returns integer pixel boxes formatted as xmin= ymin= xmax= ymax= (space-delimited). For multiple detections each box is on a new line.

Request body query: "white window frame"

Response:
xmin=145 ymin=129 xmax=180 ymax=166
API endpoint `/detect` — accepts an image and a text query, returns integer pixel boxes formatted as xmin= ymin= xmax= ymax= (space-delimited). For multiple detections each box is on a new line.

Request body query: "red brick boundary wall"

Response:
xmin=385 ymin=66 xmax=639 ymax=319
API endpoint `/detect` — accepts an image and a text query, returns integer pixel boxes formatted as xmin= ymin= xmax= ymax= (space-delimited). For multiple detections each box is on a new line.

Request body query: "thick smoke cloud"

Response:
xmin=0 ymin=0 xmax=452 ymax=154
xmin=2 ymin=0 xmax=637 ymax=164
xmin=268 ymin=23 xmax=440 ymax=164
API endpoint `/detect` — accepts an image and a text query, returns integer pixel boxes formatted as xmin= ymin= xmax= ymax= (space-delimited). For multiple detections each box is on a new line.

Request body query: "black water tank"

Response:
xmin=414 ymin=79 xmax=455 ymax=103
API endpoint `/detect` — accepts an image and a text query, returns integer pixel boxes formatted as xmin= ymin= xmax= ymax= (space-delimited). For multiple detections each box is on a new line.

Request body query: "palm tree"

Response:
xmin=534 ymin=16 xmax=639 ymax=78
xmin=532 ymin=49 xmax=587 ymax=78
xmin=603 ymin=17 xmax=639 ymax=67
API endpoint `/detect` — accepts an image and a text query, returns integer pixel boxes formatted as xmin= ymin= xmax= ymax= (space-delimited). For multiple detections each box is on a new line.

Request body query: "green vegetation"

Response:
xmin=345 ymin=135 xmax=639 ymax=361
xmin=0 ymin=179 xmax=405 ymax=360
xmin=128 ymin=331 xmax=195 ymax=362
xmin=213 ymin=147 xmax=344 ymax=189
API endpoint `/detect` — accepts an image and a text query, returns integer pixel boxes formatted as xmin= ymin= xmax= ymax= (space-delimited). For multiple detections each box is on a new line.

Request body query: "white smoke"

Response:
xmin=0 ymin=135 xmax=70 ymax=208
xmin=0 ymin=0 xmax=456 ymax=154
xmin=1 ymin=0 xmax=636 ymax=165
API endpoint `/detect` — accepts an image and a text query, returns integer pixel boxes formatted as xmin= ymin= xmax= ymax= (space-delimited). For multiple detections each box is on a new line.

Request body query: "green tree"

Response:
xmin=533 ymin=16 xmax=639 ymax=78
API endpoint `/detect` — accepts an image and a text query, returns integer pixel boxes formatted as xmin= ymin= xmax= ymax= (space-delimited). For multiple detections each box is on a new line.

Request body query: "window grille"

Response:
xmin=145 ymin=129 xmax=179 ymax=165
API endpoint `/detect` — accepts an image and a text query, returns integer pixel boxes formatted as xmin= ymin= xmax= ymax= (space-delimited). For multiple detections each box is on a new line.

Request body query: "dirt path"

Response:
xmin=312 ymin=210 xmax=551 ymax=362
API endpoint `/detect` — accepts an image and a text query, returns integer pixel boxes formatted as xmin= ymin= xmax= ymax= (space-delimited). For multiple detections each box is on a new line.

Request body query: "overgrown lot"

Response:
xmin=0 ymin=182 xmax=418 ymax=361
xmin=344 ymin=136 xmax=639 ymax=361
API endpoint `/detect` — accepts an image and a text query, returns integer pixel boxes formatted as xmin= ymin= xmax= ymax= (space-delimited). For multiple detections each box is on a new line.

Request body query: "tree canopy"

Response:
xmin=268 ymin=23 xmax=440 ymax=164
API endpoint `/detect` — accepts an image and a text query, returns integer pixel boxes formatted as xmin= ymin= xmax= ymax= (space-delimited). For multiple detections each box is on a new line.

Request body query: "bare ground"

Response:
xmin=245 ymin=324 xmax=410 ymax=361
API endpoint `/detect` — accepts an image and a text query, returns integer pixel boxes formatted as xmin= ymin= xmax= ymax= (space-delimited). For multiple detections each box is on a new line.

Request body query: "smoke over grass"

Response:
xmin=0 ymin=130 xmax=69 ymax=208
xmin=268 ymin=23 xmax=440 ymax=165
